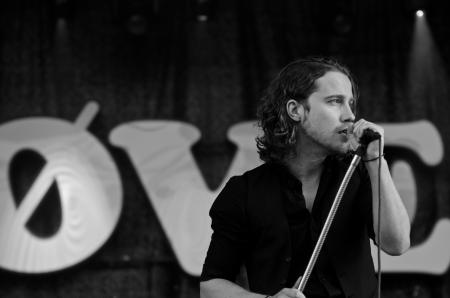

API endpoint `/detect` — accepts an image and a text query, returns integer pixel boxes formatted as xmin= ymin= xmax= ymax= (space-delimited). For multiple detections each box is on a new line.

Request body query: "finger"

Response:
xmin=353 ymin=119 xmax=367 ymax=138
xmin=356 ymin=119 xmax=383 ymax=135
xmin=353 ymin=118 xmax=364 ymax=131
xmin=292 ymin=275 xmax=303 ymax=289
xmin=353 ymin=118 xmax=365 ymax=131
xmin=281 ymin=288 xmax=305 ymax=298
xmin=355 ymin=120 xmax=383 ymax=140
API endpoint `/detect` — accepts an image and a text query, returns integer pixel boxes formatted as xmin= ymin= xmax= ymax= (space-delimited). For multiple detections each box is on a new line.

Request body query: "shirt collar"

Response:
xmin=269 ymin=155 xmax=340 ymax=188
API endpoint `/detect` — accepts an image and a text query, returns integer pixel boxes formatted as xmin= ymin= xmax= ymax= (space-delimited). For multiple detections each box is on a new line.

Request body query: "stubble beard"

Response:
xmin=301 ymin=124 xmax=350 ymax=155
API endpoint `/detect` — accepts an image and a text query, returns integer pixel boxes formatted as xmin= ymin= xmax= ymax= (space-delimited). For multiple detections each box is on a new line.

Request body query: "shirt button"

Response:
xmin=285 ymin=257 xmax=292 ymax=262
xmin=279 ymin=279 xmax=286 ymax=285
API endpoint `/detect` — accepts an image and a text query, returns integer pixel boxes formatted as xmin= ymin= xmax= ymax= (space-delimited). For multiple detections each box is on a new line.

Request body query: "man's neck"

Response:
xmin=285 ymin=152 xmax=326 ymax=181
xmin=284 ymin=133 xmax=329 ymax=180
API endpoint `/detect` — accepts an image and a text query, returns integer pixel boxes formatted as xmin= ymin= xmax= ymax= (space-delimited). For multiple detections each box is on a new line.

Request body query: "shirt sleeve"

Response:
xmin=200 ymin=175 xmax=249 ymax=282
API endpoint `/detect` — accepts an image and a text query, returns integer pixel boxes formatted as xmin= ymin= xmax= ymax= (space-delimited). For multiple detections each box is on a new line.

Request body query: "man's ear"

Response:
xmin=286 ymin=99 xmax=304 ymax=122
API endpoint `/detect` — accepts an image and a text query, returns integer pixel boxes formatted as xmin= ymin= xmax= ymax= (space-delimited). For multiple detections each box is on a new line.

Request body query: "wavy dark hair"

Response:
xmin=256 ymin=57 xmax=359 ymax=163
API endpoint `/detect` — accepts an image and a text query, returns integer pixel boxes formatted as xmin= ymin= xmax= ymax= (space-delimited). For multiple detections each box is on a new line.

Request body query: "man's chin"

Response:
xmin=329 ymin=142 xmax=354 ymax=155
xmin=343 ymin=138 xmax=359 ymax=152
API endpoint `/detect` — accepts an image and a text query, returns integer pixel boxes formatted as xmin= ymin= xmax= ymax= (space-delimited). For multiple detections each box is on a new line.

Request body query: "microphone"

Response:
xmin=355 ymin=128 xmax=381 ymax=156
xmin=359 ymin=128 xmax=381 ymax=146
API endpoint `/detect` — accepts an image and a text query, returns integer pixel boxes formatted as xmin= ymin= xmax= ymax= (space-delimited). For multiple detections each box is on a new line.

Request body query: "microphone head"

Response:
xmin=359 ymin=129 xmax=381 ymax=146
xmin=354 ymin=128 xmax=381 ymax=156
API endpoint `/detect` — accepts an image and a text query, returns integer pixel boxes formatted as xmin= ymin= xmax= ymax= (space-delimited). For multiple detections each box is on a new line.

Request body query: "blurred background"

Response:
xmin=1 ymin=0 xmax=450 ymax=297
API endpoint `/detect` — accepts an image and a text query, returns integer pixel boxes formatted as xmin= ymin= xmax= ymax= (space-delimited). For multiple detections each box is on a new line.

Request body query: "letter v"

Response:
xmin=110 ymin=120 xmax=262 ymax=276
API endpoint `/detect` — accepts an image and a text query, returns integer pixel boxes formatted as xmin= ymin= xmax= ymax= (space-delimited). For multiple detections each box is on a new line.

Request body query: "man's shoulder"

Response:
xmin=225 ymin=162 xmax=278 ymax=191
xmin=242 ymin=162 xmax=278 ymax=182
xmin=212 ymin=163 xmax=275 ymax=210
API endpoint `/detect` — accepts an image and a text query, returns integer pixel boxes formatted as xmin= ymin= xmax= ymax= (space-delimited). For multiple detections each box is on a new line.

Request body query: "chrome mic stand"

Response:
xmin=297 ymin=130 xmax=380 ymax=293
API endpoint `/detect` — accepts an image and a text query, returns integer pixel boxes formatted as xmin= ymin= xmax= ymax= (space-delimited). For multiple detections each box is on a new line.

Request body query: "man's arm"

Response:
xmin=366 ymin=157 xmax=411 ymax=255
xmin=201 ymin=177 xmax=306 ymax=298
xmin=200 ymin=278 xmax=305 ymax=298
xmin=353 ymin=119 xmax=411 ymax=255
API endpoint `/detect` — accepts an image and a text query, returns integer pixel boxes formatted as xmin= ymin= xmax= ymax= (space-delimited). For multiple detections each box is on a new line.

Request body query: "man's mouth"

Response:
xmin=337 ymin=126 xmax=354 ymax=136
xmin=338 ymin=128 xmax=350 ymax=136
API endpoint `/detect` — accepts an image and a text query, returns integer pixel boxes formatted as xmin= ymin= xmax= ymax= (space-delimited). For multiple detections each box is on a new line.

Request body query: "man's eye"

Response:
xmin=329 ymin=98 xmax=342 ymax=104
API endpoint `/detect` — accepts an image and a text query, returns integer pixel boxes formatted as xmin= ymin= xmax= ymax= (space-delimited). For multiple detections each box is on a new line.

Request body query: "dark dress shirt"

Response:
xmin=201 ymin=155 xmax=377 ymax=298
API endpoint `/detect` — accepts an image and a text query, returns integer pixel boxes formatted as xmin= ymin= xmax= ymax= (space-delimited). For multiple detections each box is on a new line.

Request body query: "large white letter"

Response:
xmin=0 ymin=102 xmax=122 ymax=273
xmin=371 ymin=121 xmax=450 ymax=274
xmin=109 ymin=121 xmax=263 ymax=276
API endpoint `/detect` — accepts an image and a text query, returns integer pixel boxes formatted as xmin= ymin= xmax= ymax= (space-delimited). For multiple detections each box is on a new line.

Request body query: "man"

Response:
xmin=200 ymin=57 xmax=410 ymax=298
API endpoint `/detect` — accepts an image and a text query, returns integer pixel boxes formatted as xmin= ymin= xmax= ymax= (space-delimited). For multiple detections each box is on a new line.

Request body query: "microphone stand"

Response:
xmin=296 ymin=129 xmax=380 ymax=293
xmin=296 ymin=152 xmax=361 ymax=292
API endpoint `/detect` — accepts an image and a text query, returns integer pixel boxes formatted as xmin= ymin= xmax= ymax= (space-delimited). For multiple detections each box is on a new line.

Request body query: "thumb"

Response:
xmin=293 ymin=275 xmax=303 ymax=289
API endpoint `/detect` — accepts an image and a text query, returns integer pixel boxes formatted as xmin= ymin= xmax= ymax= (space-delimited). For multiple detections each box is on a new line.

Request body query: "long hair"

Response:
xmin=256 ymin=57 xmax=359 ymax=163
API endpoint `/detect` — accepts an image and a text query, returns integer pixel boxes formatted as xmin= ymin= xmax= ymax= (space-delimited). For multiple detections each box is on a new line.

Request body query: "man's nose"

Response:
xmin=341 ymin=103 xmax=355 ymax=122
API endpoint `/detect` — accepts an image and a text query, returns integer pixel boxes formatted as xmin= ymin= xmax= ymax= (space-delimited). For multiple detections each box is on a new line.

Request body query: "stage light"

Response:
xmin=416 ymin=10 xmax=424 ymax=17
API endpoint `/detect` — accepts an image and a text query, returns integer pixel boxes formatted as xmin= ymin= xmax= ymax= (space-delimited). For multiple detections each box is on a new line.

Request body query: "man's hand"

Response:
xmin=352 ymin=118 xmax=384 ymax=160
xmin=201 ymin=278 xmax=306 ymax=298
xmin=269 ymin=288 xmax=305 ymax=298
xmin=268 ymin=275 xmax=305 ymax=298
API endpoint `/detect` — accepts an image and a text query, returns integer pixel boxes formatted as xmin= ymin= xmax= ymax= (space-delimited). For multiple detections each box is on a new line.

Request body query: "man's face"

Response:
xmin=300 ymin=71 xmax=357 ymax=154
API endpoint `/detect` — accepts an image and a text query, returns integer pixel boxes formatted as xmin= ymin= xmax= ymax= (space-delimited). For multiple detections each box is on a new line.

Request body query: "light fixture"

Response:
xmin=416 ymin=10 xmax=425 ymax=17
